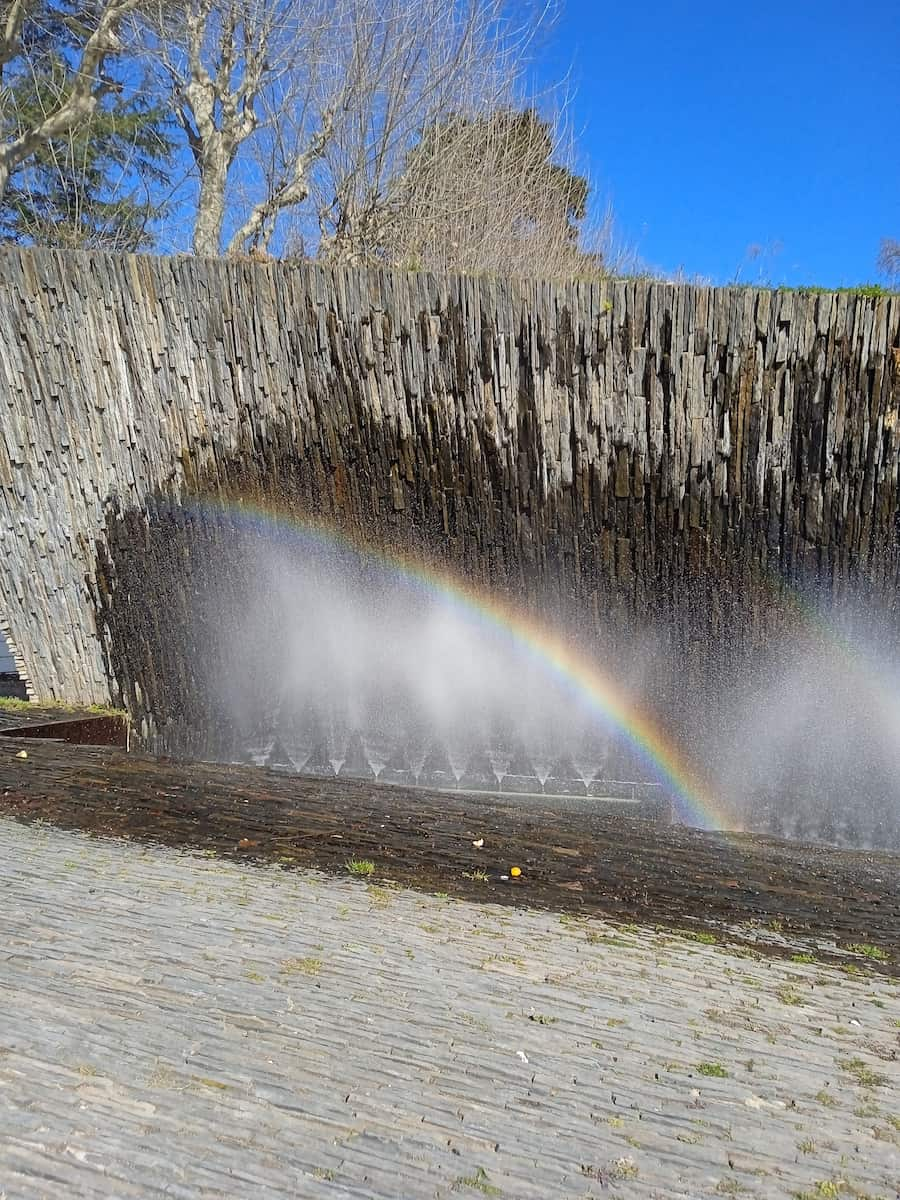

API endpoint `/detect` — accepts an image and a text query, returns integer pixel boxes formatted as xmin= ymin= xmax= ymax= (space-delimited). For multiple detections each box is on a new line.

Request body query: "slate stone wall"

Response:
xmin=0 ymin=250 xmax=897 ymax=745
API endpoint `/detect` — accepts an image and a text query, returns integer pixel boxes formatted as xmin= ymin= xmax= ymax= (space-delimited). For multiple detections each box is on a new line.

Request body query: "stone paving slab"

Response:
xmin=1 ymin=818 xmax=898 ymax=1200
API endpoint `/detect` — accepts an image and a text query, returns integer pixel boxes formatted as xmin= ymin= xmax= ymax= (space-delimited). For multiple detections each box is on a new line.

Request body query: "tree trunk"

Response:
xmin=192 ymin=152 xmax=229 ymax=257
xmin=0 ymin=154 xmax=11 ymax=207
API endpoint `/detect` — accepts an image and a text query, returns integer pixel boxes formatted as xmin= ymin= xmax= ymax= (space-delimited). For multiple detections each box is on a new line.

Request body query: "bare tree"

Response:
xmin=0 ymin=0 xmax=139 ymax=204
xmin=144 ymin=0 xmax=547 ymax=260
xmin=284 ymin=1 xmax=612 ymax=278
xmin=369 ymin=105 xmax=606 ymax=278
xmin=141 ymin=0 xmax=335 ymax=257
xmin=0 ymin=0 xmax=606 ymax=274
xmin=877 ymin=238 xmax=900 ymax=286
xmin=308 ymin=0 xmax=515 ymax=266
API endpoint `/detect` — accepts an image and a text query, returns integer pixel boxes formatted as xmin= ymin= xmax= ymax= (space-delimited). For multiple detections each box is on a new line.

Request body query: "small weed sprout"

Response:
xmin=838 ymin=1057 xmax=888 ymax=1088
xmin=451 ymin=1166 xmax=501 ymax=1195
xmin=346 ymin=858 xmax=375 ymax=877
xmin=776 ymin=986 xmax=804 ymax=1006
xmin=845 ymin=943 xmax=888 ymax=962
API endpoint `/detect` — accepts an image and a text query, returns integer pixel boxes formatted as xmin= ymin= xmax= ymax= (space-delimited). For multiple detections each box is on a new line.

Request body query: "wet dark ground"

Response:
xmin=1 ymin=733 xmax=897 ymax=973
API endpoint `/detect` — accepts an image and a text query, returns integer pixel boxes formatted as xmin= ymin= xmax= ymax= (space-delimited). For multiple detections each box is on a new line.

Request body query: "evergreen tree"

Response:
xmin=0 ymin=1 xmax=174 ymax=250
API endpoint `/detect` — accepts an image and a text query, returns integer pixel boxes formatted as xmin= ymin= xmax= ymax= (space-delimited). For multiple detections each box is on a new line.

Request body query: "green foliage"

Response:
xmin=0 ymin=1 xmax=175 ymax=249
xmin=0 ymin=696 xmax=126 ymax=716
xmin=279 ymin=956 xmax=322 ymax=976
xmin=776 ymin=986 xmax=804 ymax=1006
xmin=346 ymin=858 xmax=376 ymax=877
xmin=791 ymin=1182 xmax=848 ymax=1200
xmin=772 ymin=283 xmax=897 ymax=298
xmin=845 ymin=943 xmax=889 ymax=962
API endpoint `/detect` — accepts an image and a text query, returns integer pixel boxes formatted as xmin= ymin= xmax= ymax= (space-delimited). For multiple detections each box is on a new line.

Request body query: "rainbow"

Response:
xmin=179 ymin=494 xmax=729 ymax=831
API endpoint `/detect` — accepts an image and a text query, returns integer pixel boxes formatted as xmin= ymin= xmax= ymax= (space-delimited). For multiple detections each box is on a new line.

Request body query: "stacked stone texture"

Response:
xmin=0 ymin=250 xmax=896 ymax=726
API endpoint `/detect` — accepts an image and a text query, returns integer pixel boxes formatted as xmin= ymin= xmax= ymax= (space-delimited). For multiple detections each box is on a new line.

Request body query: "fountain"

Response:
xmin=157 ymin=520 xmax=898 ymax=850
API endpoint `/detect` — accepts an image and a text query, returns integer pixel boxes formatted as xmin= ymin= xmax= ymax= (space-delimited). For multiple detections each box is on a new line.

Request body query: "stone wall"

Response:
xmin=0 ymin=249 xmax=898 ymax=737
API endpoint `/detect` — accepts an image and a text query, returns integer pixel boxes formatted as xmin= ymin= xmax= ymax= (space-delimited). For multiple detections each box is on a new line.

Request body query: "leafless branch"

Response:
xmin=226 ymin=110 xmax=334 ymax=255
xmin=877 ymin=238 xmax=900 ymax=285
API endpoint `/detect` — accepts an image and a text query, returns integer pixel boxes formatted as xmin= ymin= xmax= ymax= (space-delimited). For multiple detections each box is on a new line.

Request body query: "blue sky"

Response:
xmin=538 ymin=0 xmax=899 ymax=286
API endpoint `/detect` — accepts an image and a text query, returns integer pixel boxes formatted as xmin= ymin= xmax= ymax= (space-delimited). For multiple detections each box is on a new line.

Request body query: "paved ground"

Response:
xmin=1 ymin=818 xmax=898 ymax=1199
xmin=3 ymin=738 xmax=899 ymax=966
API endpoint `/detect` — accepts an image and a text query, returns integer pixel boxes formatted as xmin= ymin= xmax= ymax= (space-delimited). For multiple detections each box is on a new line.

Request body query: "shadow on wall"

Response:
xmin=87 ymin=411 xmax=745 ymax=757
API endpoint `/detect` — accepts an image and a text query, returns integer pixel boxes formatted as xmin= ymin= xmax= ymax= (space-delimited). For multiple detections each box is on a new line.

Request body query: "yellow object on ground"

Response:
xmin=510 ymin=866 xmax=522 ymax=878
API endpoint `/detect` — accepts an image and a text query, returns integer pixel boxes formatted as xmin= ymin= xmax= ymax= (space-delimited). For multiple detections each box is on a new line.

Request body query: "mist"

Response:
xmin=709 ymin=606 xmax=900 ymax=849
xmin=194 ymin=530 xmax=900 ymax=850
